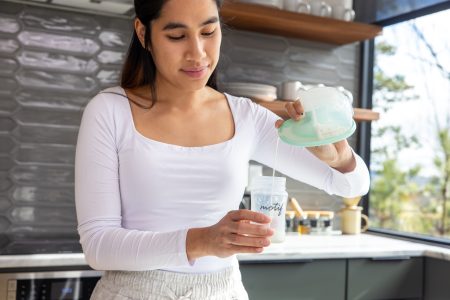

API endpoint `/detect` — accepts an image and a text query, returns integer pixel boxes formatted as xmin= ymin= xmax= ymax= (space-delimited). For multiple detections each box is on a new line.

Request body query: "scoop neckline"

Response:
xmin=117 ymin=86 xmax=237 ymax=150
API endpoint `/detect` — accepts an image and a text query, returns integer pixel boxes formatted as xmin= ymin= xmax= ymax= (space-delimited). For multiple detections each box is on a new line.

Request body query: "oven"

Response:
xmin=0 ymin=270 xmax=102 ymax=300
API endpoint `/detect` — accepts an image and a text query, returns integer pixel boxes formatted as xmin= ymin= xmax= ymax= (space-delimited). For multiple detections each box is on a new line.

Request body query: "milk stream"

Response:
xmin=270 ymin=137 xmax=283 ymax=242
xmin=271 ymin=137 xmax=280 ymax=189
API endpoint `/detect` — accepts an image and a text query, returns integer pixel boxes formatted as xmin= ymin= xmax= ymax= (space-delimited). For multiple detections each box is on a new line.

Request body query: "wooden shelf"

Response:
xmin=220 ymin=1 xmax=382 ymax=45
xmin=254 ymin=100 xmax=379 ymax=122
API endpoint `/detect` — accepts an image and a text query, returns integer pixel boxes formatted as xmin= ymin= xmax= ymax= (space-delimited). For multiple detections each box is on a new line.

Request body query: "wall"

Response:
xmin=0 ymin=2 xmax=360 ymax=254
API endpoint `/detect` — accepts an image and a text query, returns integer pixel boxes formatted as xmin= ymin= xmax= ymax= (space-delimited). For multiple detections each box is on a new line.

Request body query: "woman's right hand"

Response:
xmin=186 ymin=210 xmax=274 ymax=261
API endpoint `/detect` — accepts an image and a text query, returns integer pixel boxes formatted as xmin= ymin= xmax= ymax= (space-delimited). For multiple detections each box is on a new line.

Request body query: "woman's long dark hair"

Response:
xmin=121 ymin=0 xmax=223 ymax=109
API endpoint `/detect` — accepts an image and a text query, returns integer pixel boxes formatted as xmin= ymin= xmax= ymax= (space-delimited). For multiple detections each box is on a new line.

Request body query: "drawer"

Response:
xmin=240 ymin=259 xmax=346 ymax=300
xmin=347 ymin=257 xmax=423 ymax=300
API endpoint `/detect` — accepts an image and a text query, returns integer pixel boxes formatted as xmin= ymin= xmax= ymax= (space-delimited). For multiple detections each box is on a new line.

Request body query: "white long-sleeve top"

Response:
xmin=75 ymin=86 xmax=370 ymax=273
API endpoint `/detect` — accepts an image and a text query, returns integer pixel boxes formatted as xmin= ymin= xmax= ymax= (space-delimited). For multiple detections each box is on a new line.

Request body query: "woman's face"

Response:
xmin=138 ymin=0 xmax=222 ymax=92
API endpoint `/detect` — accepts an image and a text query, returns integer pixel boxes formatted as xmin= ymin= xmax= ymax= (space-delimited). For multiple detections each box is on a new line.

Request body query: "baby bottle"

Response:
xmin=251 ymin=176 xmax=288 ymax=243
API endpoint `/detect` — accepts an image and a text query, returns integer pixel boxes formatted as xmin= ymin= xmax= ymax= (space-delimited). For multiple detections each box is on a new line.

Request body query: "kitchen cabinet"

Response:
xmin=424 ymin=257 xmax=450 ymax=300
xmin=347 ymin=257 xmax=423 ymax=300
xmin=255 ymin=100 xmax=379 ymax=122
xmin=240 ymin=259 xmax=346 ymax=300
xmin=220 ymin=1 xmax=382 ymax=45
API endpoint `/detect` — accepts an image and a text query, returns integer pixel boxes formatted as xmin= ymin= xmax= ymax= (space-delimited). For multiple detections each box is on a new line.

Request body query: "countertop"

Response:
xmin=1 ymin=233 xmax=450 ymax=269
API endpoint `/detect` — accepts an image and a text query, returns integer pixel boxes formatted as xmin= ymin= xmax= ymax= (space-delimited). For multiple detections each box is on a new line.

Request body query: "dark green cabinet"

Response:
xmin=239 ymin=255 xmax=450 ymax=300
xmin=240 ymin=259 xmax=346 ymax=300
xmin=424 ymin=257 xmax=450 ymax=300
xmin=347 ymin=257 xmax=423 ymax=300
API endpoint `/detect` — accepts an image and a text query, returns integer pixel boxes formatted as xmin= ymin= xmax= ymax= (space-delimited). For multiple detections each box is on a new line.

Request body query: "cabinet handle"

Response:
xmin=370 ymin=256 xmax=411 ymax=261
xmin=240 ymin=259 xmax=314 ymax=265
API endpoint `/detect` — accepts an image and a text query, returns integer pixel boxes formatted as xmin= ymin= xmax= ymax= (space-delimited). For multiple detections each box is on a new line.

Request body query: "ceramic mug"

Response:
xmin=340 ymin=206 xmax=369 ymax=234
xmin=281 ymin=81 xmax=305 ymax=100
xmin=327 ymin=0 xmax=355 ymax=21
xmin=333 ymin=5 xmax=355 ymax=21
xmin=283 ymin=0 xmax=311 ymax=13
xmin=310 ymin=0 xmax=332 ymax=17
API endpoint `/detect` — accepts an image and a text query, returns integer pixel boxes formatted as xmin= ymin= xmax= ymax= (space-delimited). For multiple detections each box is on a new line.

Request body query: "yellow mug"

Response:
xmin=340 ymin=206 xmax=369 ymax=235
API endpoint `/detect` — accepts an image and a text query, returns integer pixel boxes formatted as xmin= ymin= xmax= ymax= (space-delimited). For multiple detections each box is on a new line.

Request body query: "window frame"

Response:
xmin=357 ymin=1 xmax=450 ymax=246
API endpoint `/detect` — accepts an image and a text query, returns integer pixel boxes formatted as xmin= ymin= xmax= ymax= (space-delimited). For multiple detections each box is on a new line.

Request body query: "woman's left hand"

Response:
xmin=275 ymin=100 xmax=356 ymax=173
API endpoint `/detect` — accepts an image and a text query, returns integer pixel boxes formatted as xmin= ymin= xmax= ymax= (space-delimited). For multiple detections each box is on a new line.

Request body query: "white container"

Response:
xmin=251 ymin=176 xmax=288 ymax=243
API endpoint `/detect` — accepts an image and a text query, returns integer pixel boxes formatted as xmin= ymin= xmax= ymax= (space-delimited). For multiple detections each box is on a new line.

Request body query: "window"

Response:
xmin=369 ymin=8 xmax=450 ymax=240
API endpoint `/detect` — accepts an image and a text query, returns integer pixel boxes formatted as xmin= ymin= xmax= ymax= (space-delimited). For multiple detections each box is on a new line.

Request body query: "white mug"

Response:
xmin=333 ymin=5 xmax=355 ymax=21
xmin=327 ymin=0 xmax=355 ymax=21
xmin=284 ymin=0 xmax=311 ymax=13
xmin=281 ymin=81 xmax=305 ymax=101
xmin=310 ymin=0 xmax=332 ymax=17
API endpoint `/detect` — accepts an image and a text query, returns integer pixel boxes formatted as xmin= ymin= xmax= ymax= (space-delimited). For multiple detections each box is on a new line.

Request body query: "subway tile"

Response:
xmin=224 ymin=30 xmax=289 ymax=54
xmin=224 ymin=63 xmax=285 ymax=86
xmin=0 ymin=199 xmax=12 ymax=213
xmin=0 ymin=172 xmax=12 ymax=191
xmin=1 ymin=239 xmax=81 ymax=255
xmin=228 ymin=47 xmax=286 ymax=68
xmin=0 ymin=156 xmax=13 ymax=171
xmin=283 ymin=61 xmax=339 ymax=86
xmin=14 ymin=107 xmax=82 ymax=127
xmin=17 ymin=50 xmax=99 ymax=74
xmin=0 ymin=58 xmax=18 ymax=76
xmin=0 ymin=117 xmax=16 ymax=132
xmin=13 ymin=125 xmax=78 ymax=145
xmin=96 ymin=69 xmax=120 ymax=87
xmin=12 ymin=186 xmax=74 ymax=205
xmin=0 ymin=97 xmax=18 ymax=113
xmin=9 ymin=206 xmax=76 ymax=224
xmin=0 ymin=78 xmax=18 ymax=96
xmin=0 ymin=136 xmax=15 ymax=154
xmin=0 ymin=38 xmax=19 ymax=54
xmin=18 ymin=31 xmax=100 ymax=55
xmin=20 ymin=9 xmax=100 ymax=35
xmin=97 ymin=50 xmax=125 ymax=65
xmin=10 ymin=165 xmax=74 ymax=186
xmin=336 ymin=63 xmax=357 ymax=80
xmin=334 ymin=43 xmax=359 ymax=63
xmin=16 ymin=90 xmax=90 ymax=110
xmin=287 ymin=46 xmax=337 ymax=66
xmin=16 ymin=70 xmax=97 ymax=93
xmin=99 ymin=30 xmax=131 ymax=48
xmin=0 ymin=216 xmax=10 ymax=231
xmin=15 ymin=144 xmax=75 ymax=165
xmin=0 ymin=15 xmax=21 ymax=34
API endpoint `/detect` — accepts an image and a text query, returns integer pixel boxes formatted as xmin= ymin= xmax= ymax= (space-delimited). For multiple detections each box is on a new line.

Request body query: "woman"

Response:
xmin=75 ymin=0 xmax=370 ymax=299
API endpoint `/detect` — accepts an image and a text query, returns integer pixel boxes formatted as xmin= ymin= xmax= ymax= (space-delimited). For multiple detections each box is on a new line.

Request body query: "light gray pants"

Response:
xmin=90 ymin=267 xmax=249 ymax=300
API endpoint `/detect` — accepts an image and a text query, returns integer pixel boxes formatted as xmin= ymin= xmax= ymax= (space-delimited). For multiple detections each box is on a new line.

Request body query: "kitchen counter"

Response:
xmin=1 ymin=233 xmax=450 ymax=269
xmin=238 ymin=232 xmax=450 ymax=262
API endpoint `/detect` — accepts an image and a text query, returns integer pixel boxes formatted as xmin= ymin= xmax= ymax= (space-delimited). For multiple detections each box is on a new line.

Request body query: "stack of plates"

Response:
xmin=219 ymin=82 xmax=277 ymax=102
xmin=237 ymin=0 xmax=283 ymax=9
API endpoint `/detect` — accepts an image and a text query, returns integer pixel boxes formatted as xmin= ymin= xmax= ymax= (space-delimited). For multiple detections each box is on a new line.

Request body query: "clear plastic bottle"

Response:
xmin=250 ymin=176 xmax=288 ymax=243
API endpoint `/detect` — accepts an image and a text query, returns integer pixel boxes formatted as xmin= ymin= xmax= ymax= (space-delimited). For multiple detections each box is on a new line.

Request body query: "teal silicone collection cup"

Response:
xmin=278 ymin=86 xmax=356 ymax=147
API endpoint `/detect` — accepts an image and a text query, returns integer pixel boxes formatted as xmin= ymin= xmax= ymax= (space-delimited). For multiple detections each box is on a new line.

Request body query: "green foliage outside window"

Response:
xmin=370 ymin=11 xmax=450 ymax=239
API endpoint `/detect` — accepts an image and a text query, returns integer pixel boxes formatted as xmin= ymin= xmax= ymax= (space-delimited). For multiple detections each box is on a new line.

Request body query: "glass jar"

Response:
xmin=307 ymin=212 xmax=321 ymax=234
xmin=297 ymin=215 xmax=310 ymax=235
xmin=251 ymin=176 xmax=288 ymax=243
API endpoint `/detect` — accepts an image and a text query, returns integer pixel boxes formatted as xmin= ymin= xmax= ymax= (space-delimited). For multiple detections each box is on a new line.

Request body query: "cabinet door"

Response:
xmin=424 ymin=257 xmax=450 ymax=300
xmin=239 ymin=259 xmax=346 ymax=300
xmin=347 ymin=257 xmax=423 ymax=300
